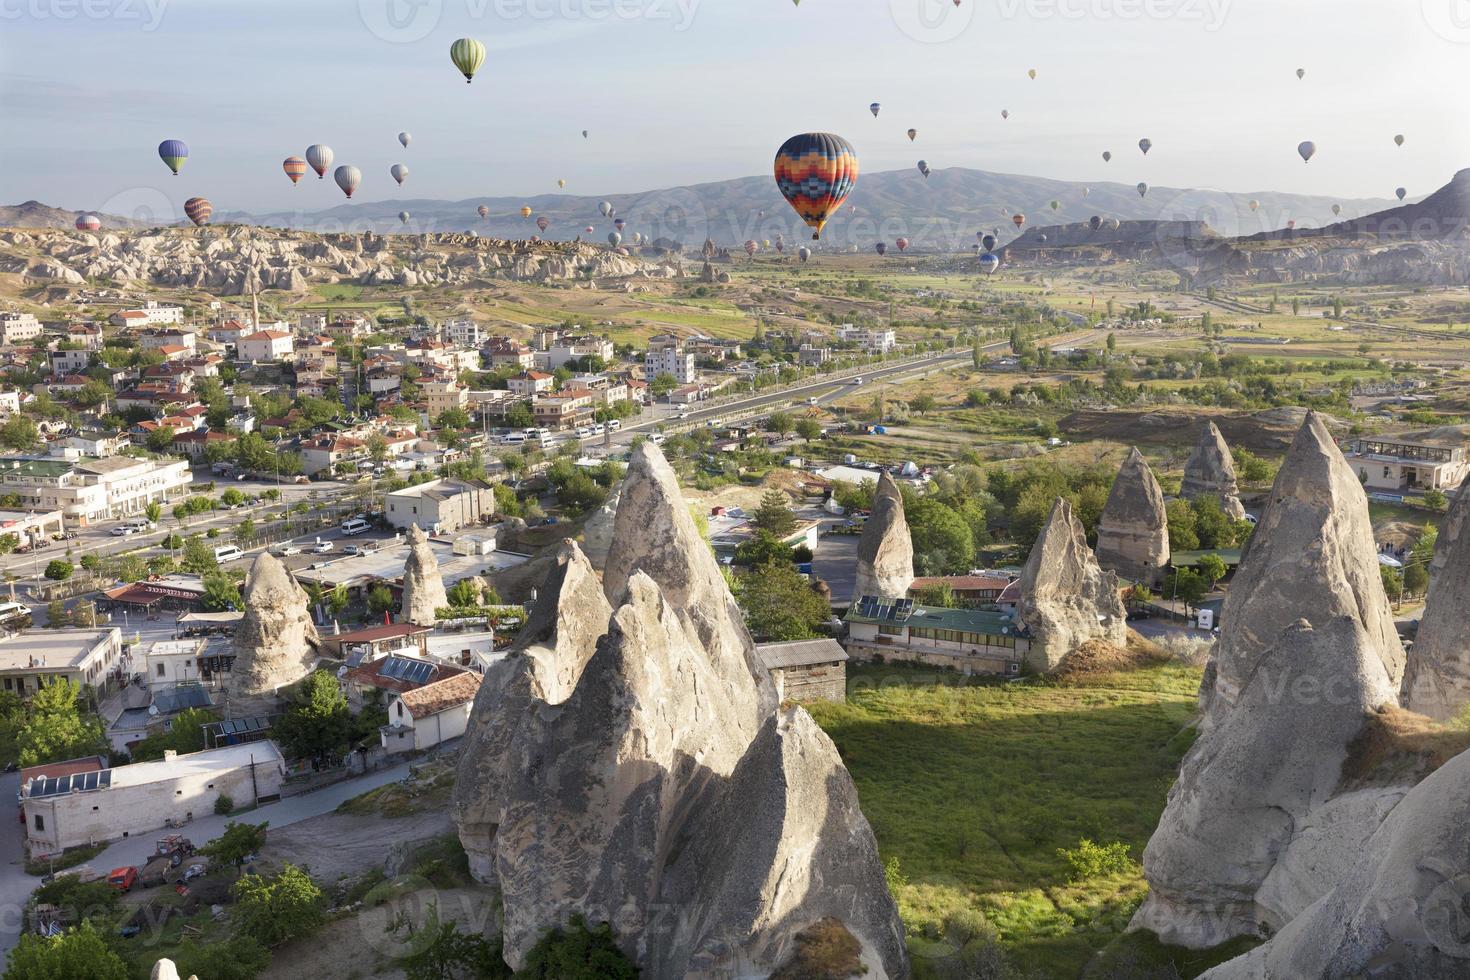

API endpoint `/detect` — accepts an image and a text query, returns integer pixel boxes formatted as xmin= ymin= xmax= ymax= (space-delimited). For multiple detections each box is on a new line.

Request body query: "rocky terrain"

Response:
xmin=451 ymin=445 xmax=906 ymax=979
xmin=852 ymin=471 xmax=915 ymax=603
xmin=1015 ymin=497 xmax=1127 ymax=671
xmin=1181 ymin=422 xmax=1247 ymax=520
xmin=1094 ymin=447 xmax=1170 ymax=587
xmin=400 ymin=525 xmax=448 ymax=627
xmin=229 ymin=552 xmax=320 ymax=700
xmin=578 ymin=487 xmax=620 ymax=572
xmin=0 ymin=225 xmax=683 ymax=297
xmin=1401 ymin=475 xmax=1470 ymax=721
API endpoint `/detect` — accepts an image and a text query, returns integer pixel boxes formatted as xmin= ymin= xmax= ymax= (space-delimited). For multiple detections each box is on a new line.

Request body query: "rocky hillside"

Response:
xmin=0 ymin=225 xmax=682 ymax=296
xmin=0 ymin=200 xmax=146 ymax=231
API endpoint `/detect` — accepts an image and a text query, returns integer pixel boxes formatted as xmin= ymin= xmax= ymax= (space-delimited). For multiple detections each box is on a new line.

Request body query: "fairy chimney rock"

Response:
xmin=852 ymin=471 xmax=915 ymax=603
xmin=1094 ymin=447 xmax=1170 ymax=587
xmin=1182 ymin=421 xmax=1247 ymax=520
xmin=400 ymin=524 xmax=448 ymax=627
xmin=1016 ymin=496 xmax=1128 ymax=672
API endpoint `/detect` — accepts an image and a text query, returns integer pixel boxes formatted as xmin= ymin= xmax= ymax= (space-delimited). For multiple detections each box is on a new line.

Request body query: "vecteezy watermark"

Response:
xmin=0 ymin=0 xmax=169 ymax=30
xmin=358 ymin=0 xmax=698 ymax=43
xmin=993 ymin=0 xmax=1231 ymax=31
xmin=1421 ymin=0 xmax=1470 ymax=44
xmin=890 ymin=0 xmax=975 ymax=44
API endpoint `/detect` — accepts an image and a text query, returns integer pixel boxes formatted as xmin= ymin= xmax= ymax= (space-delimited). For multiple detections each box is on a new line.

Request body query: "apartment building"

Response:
xmin=0 ymin=456 xmax=191 ymax=526
xmin=0 ymin=312 xmax=42 ymax=345
xmin=836 ymin=325 xmax=896 ymax=352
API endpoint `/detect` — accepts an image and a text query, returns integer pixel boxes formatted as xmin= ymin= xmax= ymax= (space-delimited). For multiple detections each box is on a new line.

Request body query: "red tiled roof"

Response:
xmin=398 ymin=672 xmax=481 ymax=718
xmin=337 ymin=623 xmax=432 ymax=643
xmin=909 ymin=575 xmax=1012 ymax=593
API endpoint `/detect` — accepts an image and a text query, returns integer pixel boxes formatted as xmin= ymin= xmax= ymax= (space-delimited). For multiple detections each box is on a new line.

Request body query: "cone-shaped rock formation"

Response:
xmin=852 ymin=471 xmax=915 ymax=603
xmin=1094 ymin=447 xmax=1170 ymax=586
xmin=1015 ymin=497 xmax=1127 ymax=672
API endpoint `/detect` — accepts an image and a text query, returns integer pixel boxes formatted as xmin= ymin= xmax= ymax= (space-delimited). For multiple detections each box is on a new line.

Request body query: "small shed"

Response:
xmin=756 ymin=639 xmax=848 ymax=704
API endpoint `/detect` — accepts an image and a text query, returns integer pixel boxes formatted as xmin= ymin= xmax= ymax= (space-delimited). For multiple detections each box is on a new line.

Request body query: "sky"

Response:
xmin=2 ymin=0 xmax=1467 ymax=216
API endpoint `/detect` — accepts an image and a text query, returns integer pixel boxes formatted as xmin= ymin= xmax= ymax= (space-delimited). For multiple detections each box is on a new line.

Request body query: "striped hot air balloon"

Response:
xmin=745 ymin=239 xmax=759 ymax=257
xmin=979 ymin=253 xmax=1000 ymax=275
xmin=75 ymin=214 xmax=100 ymax=232
xmin=520 ymin=206 xmax=533 ymax=218
xmin=896 ymin=237 xmax=908 ymax=252
xmin=305 ymin=144 xmax=334 ymax=179
xmin=536 ymin=216 xmax=550 ymax=232
xmin=477 ymin=205 xmax=490 ymax=219
xmin=774 ymin=132 xmax=859 ymax=241
xmin=613 ymin=217 xmax=626 ymax=232
xmin=283 ymin=156 xmax=307 ymax=185
xmin=158 ymin=139 xmax=188 ymax=175
xmin=451 ymin=38 xmax=486 ymax=83
xmin=184 ymin=197 xmax=212 ymax=226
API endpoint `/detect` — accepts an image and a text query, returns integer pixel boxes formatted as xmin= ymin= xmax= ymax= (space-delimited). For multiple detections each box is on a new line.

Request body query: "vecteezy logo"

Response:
xmin=1423 ymin=0 xmax=1470 ymax=44
xmin=359 ymin=0 xmax=443 ymax=43
xmin=890 ymin=0 xmax=973 ymax=43
xmin=1421 ymin=869 xmax=1470 ymax=958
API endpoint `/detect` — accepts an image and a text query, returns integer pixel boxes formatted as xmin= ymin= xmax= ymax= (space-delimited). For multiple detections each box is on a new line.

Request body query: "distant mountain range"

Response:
xmin=3 ymin=167 xmax=1401 ymax=249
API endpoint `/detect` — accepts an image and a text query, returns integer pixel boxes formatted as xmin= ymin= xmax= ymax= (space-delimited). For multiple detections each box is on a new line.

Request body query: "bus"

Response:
xmin=0 ymin=603 xmax=33 ymax=631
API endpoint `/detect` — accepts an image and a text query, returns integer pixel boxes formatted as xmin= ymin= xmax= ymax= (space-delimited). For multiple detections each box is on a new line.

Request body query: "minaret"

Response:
xmin=250 ymin=288 xmax=261 ymax=329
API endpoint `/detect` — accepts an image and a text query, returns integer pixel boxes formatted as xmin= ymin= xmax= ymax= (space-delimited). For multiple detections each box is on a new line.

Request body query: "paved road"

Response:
xmin=0 ymin=761 xmax=412 ymax=958
xmin=813 ymin=533 xmax=859 ymax=607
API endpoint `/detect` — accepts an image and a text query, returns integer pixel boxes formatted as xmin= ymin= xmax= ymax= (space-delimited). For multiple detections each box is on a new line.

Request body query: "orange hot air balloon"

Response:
xmin=283 ymin=156 xmax=307 ymax=185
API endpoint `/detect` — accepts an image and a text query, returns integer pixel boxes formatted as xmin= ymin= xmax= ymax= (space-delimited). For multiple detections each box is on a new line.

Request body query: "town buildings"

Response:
xmin=0 ymin=627 xmax=125 ymax=700
xmin=381 ymin=671 xmax=482 ymax=753
xmin=384 ymin=478 xmax=495 ymax=533
xmin=0 ymin=455 xmax=191 ymax=526
xmin=845 ymin=596 xmax=1028 ymax=676
xmin=1344 ymin=434 xmax=1470 ymax=494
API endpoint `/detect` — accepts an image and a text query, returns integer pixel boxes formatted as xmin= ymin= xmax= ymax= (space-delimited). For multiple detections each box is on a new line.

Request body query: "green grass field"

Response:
xmin=808 ymin=659 xmax=1254 ymax=979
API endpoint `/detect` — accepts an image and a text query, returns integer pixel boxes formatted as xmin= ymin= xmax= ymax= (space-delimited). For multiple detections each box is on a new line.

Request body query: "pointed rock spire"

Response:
xmin=231 ymin=552 xmax=319 ymax=697
xmin=400 ymin=524 xmax=448 ymax=627
xmin=1095 ymin=447 xmax=1170 ymax=587
xmin=1182 ymin=421 xmax=1247 ymax=520
xmin=1016 ymin=497 xmax=1127 ymax=671
xmin=1402 ymin=473 xmax=1470 ymax=720
xmin=853 ymin=470 xmax=915 ymax=603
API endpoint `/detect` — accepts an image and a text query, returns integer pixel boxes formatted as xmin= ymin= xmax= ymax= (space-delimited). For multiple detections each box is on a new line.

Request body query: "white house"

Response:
xmin=0 ymin=312 xmax=42 ymax=345
xmin=237 ymin=330 xmax=295 ymax=363
xmin=381 ymin=672 xmax=481 ymax=754
xmin=646 ymin=346 xmax=697 ymax=384
xmin=144 ymin=638 xmax=209 ymax=691
xmin=836 ymin=325 xmax=896 ymax=353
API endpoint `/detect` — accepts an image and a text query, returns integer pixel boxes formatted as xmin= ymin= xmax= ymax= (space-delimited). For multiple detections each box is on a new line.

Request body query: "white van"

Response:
xmin=500 ymin=432 xmax=526 ymax=446
xmin=340 ymin=518 xmax=371 ymax=536
xmin=213 ymin=545 xmax=244 ymax=563
xmin=606 ymin=419 xmax=621 ymax=431
xmin=122 ymin=518 xmax=154 ymax=533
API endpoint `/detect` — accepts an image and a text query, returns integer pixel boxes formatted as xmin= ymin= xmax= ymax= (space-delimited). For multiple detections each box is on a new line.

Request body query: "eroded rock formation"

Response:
xmin=451 ymin=445 xmax=907 ymax=979
xmin=230 ymin=552 xmax=319 ymax=698
xmin=1182 ymin=422 xmax=1247 ymax=520
xmin=852 ymin=471 xmax=915 ymax=603
xmin=579 ymin=486 xmax=620 ymax=571
xmin=400 ymin=525 xmax=448 ymax=627
xmin=1094 ymin=447 xmax=1170 ymax=587
xmin=1200 ymin=411 xmax=1404 ymax=730
xmin=1402 ymin=473 xmax=1470 ymax=720
xmin=1015 ymin=497 xmax=1127 ymax=672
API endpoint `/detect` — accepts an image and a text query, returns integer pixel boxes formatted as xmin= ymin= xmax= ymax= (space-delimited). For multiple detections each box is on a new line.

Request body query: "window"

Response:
xmin=396 ymin=702 xmax=403 ymax=718
xmin=878 ymin=624 xmax=904 ymax=636
xmin=33 ymin=814 xmax=43 ymax=831
xmin=156 ymin=663 xmax=166 ymax=677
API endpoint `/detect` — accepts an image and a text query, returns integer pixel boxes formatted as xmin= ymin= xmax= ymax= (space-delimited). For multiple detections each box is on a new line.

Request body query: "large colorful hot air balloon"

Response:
xmin=398 ymin=132 xmax=411 ymax=148
xmin=875 ymin=242 xmax=887 ymax=256
xmin=1297 ymin=140 xmax=1316 ymax=162
xmin=520 ymin=206 xmax=533 ymax=218
xmin=536 ymin=216 xmax=550 ymax=232
xmin=745 ymin=240 xmax=759 ymax=257
xmin=907 ymin=128 xmax=917 ymax=142
xmin=75 ymin=214 xmax=100 ymax=232
xmin=477 ymin=205 xmax=490 ymax=220
xmin=895 ymin=237 xmax=909 ymax=252
xmin=1138 ymin=138 xmax=1152 ymax=155
xmin=979 ymin=253 xmax=999 ymax=275
xmin=917 ymin=160 xmax=931 ymax=178
xmin=797 ymin=246 xmax=811 ymax=263
xmin=613 ymin=217 xmax=626 ymax=232
xmin=390 ymin=164 xmax=408 ymax=185
xmin=773 ymin=132 xmax=859 ymax=240
xmin=981 ymin=233 xmax=997 ymax=251
xmin=158 ymin=139 xmax=188 ymax=175
xmin=184 ymin=197 xmax=212 ymax=226
xmin=399 ymin=211 xmax=411 ymax=224
xmin=334 ymin=165 xmax=361 ymax=199
xmin=1102 ymin=150 xmax=1112 ymax=163
xmin=869 ymin=102 xmax=881 ymax=117
xmin=451 ymin=38 xmax=486 ymax=83
xmin=1012 ymin=213 xmax=1025 ymax=228
xmin=1396 ymin=187 xmax=1408 ymax=201
xmin=598 ymin=200 xmax=613 ymax=217
xmin=283 ymin=156 xmax=307 ymax=185
xmin=305 ymin=144 xmax=333 ymax=179
xmin=1136 ymin=182 xmax=1148 ymax=198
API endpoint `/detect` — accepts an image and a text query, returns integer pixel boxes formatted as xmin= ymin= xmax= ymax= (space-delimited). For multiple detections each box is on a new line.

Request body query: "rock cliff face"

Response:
xmin=1200 ymin=747 xmax=1470 ymax=979
xmin=452 ymin=445 xmax=906 ymax=979
xmin=400 ymin=525 xmax=448 ymax=627
xmin=1094 ymin=447 xmax=1170 ymax=587
xmin=1015 ymin=497 xmax=1127 ymax=672
xmin=852 ymin=471 xmax=915 ymax=603
xmin=1200 ymin=411 xmax=1404 ymax=730
xmin=230 ymin=552 xmax=319 ymax=698
xmin=1181 ymin=422 xmax=1247 ymax=520
xmin=578 ymin=486 xmax=620 ymax=571
xmin=1402 ymin=474 xmax=1470 ymax=720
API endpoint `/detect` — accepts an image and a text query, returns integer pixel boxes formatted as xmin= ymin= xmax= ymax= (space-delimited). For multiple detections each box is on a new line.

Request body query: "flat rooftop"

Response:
xmin=0 ymin=628 xmax=118 ymax=672
xmin=108 ymin=740 xmax=284 ymax=790
xmin=295 ymin=539 xmax=526 ymax=588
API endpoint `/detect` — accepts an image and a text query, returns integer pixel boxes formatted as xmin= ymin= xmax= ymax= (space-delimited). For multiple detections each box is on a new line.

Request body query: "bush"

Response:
xmin=1057 ymin=838 xmax=1134 ymax=881
xmin=43 ymin=560 xmax=73 ymax=582
xmin=518 ymin=914 xmax=638 ymax=980
xmin=214 ymin=793 xmax=234 ymax=815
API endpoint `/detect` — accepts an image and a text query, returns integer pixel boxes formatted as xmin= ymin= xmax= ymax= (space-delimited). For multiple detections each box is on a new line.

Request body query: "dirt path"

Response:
xmin=259 ymin=808 xmax=454 ymax=887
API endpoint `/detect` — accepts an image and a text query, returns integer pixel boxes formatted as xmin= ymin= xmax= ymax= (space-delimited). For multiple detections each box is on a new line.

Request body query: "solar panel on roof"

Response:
xmin=379 ymin=656 xmax=434 ymax=685
xmin=29 ymin=769 xmax=111 ymax=799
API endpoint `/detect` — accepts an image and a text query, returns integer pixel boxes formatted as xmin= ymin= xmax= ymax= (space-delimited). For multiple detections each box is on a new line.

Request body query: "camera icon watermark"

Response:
xmin=0 ymin=0 xmax=170 ymax=31
xmin=1421 ymin=0 xmax=1470 ymax=44
xmin=358 ymin=0 xmax=443 ymax=43
xmin=890 ymin=0 xmax=975 ymax=43
xmin=96 ymin=185 xmax=180 ymax=229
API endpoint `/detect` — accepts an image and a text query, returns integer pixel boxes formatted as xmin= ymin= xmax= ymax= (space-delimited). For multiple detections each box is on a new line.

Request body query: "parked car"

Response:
xmin=273 ymin=544 xmax=301 ymax=557
xmin=110 ymin=526 xmax=137 ymax=537
xmin=311 ymin=540 xmax=334 ymax=555
xmin=107 ymin=866 xmax=138 ymax=893
xmin=180 ymin=863 xmax=206 ymax=883
xmin=341 ymin=544 xmax=362 ymax=557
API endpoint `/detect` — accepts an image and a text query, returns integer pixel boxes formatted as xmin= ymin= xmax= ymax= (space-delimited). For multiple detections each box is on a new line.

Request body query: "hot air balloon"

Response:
xmin=896 ymin=237 xmax=909 ymax=252
xmin=1286 ymin=219 xmax=1296 ymax=230
xmin=157 ymin=139 xmax=188 ymax=175
xmin=1297 ymin=140 xmax=1316 ymax=162
xmin=1049 ymin=200 xmax=1060 ymax=211
xmin=798 ymin=246 xmax=811 ymax=263
xmin=907 ymin=128 xmax=917 ymax=141
xmin=557 ymin=179 xmax=566 ymax=189
xmin=773 ymin=132 xmax=859 ymax=240
xmin=608 ymin=232 xmax=622 ymax=246
xmin=979 ymin=253 xmax=1000 ymax=275
xmin=869 ymin=102 xmax=881 ymax=117
xmin=536 ymin=216 xmax=550 ymax=232
xmin=399 ymin=211 xmax=411 ymax=225
xmin=917 ymin=160 xmax=931 ymax=178
xmin=451 ymin=37 xmax=486 ymax=83
xmin=875 ymin=242 xmax=888 ymax=256
xmin=1394 ymin=134 xmax=1405 ymax=147
xmin=184 ymin=197 xmax=212 ymax=226
xmin=1037 ymin=233 xmax=1048 ymax=244
xmin=1089 ymin=215 xmax=1102 ymax=230
xmin=584 ymin=225 xmax=594 ymax=234
xmin=398 ymin=132 xmax=411 ymax=148
xmin=520 ymin=206 xmax=533 ymax=218
xmin=1296 ymin=67 xmax=1305 ymax=80
xmin=1028 ymin=68 xmax=1037 ymax=79
xmin=478 ymin=205 xmax=490 ymax=220
xmin=1104 ymin=217 xmax=1120 ymax=231
xmin=283 ymin=156 xmax=307 ymax=185
xmin=745 ymin=240 xmax=759 ymax=257
xmin=775 ymin=236 xmax=785 ymax=253
xmin=1397 ymin=187 xmax=1407 ymax=201
xmin=1331 ymin=204 xmax=1341 ymax=217
xmin=762 ymin=239 xmax=771 ymax=248
xmin=1136 ymin=182 xmax=1148 ymax=198
xmin=613 ymin=217 xmax=626 ymax=232
xmin=305 ymin=144 xmax=333 ymax=179
xmin=1083 ymin=187 xmax=1090 ymax=197
xmin=758 ymin=210 xmax=766 ymax=218
xmin=1012 ymin=213 xmax=1026 ymax=228
xmin=1138 ymin=138 xmax=1152 ymax=155
xmin=75 ymin=214 xmax=100 ymax=232
xmin=1249 ymin=200 xmax=1260 ymax=211
xmin=598 ymin=201 xmax=613 ymax=217
xmin=1001 ymin=109 xmax=1009 ymax=120
xmin=634 ymin=233 xmax=644 ymax=245
xmin=334 ymin=165 xmax=361 ymax=199
xmin=582 ymin=130 xmax=589 ymax=138
xmin=981 ymin=233 xmax=997 ymax=251
xmin=390 ymin=164 xmax=408 ymax=185
xmin=1102 ymin=151 xmax=1112 ymax=162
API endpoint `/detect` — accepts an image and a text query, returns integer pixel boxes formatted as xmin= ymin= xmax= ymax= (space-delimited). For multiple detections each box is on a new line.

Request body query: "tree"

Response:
xmin=1404 ymin=561 xmax=1430 ymax=597
xmin=145 ymin=425 xmax=177 ymax=454
xmin=506 ymin=402 xmax=535 ymax=429
xmin=735 ymin=561 xmax=830 ymax=641
xmin=274 ymin=670 xmax=352 ymax=762
xmin=767 ymin=410 xmax=794 ymax=437
xmin=130 ymin=706 xmax=218 ymax=762
xmin=201 ymin=820 xmax=270 ymax=877
xmin=750 ymin=489 xmax=796 ymax=539
xmin=43 ymin=560 xmax=73 ymax=582
xmin=3 ymin=921 xmax=127 ymax=980
xmin=1196 ymin=553 xmax=1228 ymax=587
xmin=232 ymin=863 xmax=324 ymax=947
xmin=1105 ymin=332 xmax=1117 ymax=352
xmin=518 ymin=914 xmax=639 ymax=980
xmin=172 ymin=936 xmax=270 ymax=980
xmin=445 ymin=578 xmax=482 ymax=608
xmin=234 ymin=518 xmax=255 ymax=544
xmin=202 ymin=571 xmax=241 ymax=611
xmin=649 ymin=372 xmax=678 ymax=398
xmin=1381 ymin=565 xmax=1404 ymax=605
xmin=907 ymin=497 xmax=976 ymax=575
xmin=1163 ymin=568 xmax=1209 ymax=610
xmin=145 ymin=502 xmax=162 ymax=524
xmin=16 ymin=677 xmax=105 ymax=767
xmin=909 ymin=393 xmax=937 ymax=415
xmin=795 ymin=417 xmax=822 ymax=443
xmin=437 ymin=407 xmax=471 ymax=431
xmin=0 ymin=415 xmax=38 ymax=451
xmin=734 ymin=531 xmax=794 ymax=568
xmin=1423 ymin=488 xmax=1448 ymax=513
xmin=1165 ymin=499 xmax=1200 ymax=551
xmin=0 ymin=533 xmax=15 ymax=555
xmin=391 ymin=902 xmax=511 ymax=980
